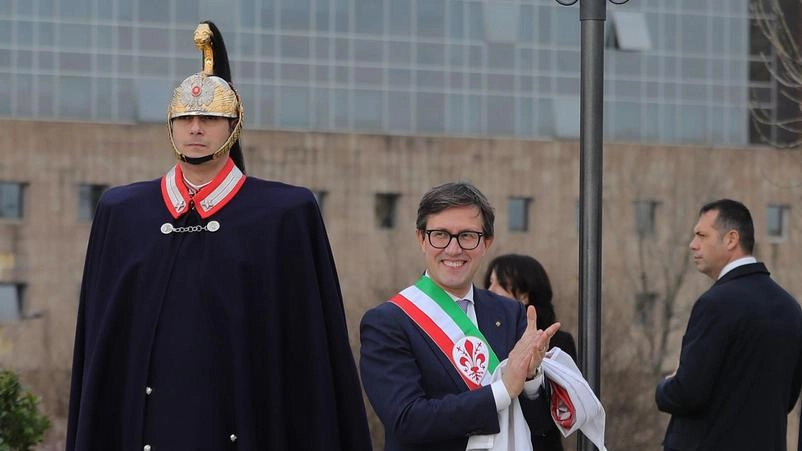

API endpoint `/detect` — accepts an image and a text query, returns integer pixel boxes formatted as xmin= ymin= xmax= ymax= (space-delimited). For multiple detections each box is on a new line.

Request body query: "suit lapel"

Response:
xmin=474 ymin=289 xmax=508 ymax=357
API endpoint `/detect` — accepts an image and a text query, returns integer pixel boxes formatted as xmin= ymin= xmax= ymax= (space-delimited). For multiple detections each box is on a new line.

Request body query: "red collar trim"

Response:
xmin=161 ymin=158 xmax=246 ymax=219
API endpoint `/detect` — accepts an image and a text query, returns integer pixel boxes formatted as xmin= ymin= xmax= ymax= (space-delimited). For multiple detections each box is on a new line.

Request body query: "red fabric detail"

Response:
xmin=550 ymin=380 xmax=576 ymax=429
xmin=389 ymin=294 xmax=481 ymax=390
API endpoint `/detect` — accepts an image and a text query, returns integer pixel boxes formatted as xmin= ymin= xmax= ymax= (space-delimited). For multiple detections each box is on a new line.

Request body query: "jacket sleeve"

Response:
xmin=360 ymin=305 xmax=501 ymax=445
xmin=655 ymin=294 xmax=732 ymax=415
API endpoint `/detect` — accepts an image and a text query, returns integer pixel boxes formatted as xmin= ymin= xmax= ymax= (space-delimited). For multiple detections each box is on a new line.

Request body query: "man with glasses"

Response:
xmin=360 ymin=181 xmax=560 ymax=451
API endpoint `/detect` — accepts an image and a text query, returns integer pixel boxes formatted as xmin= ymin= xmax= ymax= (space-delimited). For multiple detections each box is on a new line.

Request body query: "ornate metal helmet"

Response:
xmin=167 ymin=22 xmax=245 ymax=170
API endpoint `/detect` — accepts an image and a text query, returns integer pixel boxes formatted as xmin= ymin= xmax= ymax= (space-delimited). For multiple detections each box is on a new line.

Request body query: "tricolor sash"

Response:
xmin=389 ymin=276 xmax=500 ymax=390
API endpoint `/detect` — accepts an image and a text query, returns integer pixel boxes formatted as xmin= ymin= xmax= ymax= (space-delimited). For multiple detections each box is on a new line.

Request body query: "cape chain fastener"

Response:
xmin=160 ymin=220 xmax=220 ymax=234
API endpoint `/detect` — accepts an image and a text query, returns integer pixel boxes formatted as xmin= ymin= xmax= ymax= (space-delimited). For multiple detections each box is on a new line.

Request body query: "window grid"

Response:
xmin=0 ymin=0 xmax=762 ymax=145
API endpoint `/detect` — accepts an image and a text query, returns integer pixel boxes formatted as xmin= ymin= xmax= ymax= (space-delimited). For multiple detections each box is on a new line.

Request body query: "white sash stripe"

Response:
xmin=399 ymin=285 xmax=494 ymax=386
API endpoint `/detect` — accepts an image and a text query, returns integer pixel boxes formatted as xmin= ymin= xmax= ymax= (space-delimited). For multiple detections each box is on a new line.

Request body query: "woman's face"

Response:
xmin=487 ymin=270 xmax=520 ymax=302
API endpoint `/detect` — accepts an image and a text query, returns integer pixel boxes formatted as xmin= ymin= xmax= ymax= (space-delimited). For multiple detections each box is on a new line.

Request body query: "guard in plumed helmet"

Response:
xmin=66 ymin=22 xmax=372 ymax=451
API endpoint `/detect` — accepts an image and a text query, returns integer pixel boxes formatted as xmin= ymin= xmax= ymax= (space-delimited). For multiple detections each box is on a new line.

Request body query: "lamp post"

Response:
xmin=553 ymin=0 xmax=628 ymax=450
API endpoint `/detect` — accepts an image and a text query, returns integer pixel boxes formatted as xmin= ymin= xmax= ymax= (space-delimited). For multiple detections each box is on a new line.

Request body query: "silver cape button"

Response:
xmin=145 ymin=386 xmax=152 ymax=395
xmin=230 ymin=434 xmax=237 ymax=442
xmin=206 ymin=220 xmax=220 ymax=232
xmin=160 ymin=223 xmax=174 ymax=234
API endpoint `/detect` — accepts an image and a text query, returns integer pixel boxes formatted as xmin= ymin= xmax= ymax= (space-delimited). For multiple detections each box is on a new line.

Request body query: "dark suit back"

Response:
xmin=656 ymin=263 xmax=802 ymax=451
xmin=360 ymin=287 xmax=551 ymax=451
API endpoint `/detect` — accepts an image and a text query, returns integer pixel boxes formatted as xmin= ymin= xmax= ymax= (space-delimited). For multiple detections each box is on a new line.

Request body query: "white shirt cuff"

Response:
xmin=491 ymin=380 xmax=512 ymax=411
xmin=522 ymin=370 xmax=544 ymax=399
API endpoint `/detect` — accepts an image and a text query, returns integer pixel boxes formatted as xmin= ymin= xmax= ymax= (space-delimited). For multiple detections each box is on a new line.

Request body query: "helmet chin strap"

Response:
xmin=178 ymin=153 xmax=217 ymax=165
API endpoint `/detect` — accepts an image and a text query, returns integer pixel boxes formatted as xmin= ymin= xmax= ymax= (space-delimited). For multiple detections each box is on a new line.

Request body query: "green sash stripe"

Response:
xmin=415 ymin=276 xmax=500 ymax=372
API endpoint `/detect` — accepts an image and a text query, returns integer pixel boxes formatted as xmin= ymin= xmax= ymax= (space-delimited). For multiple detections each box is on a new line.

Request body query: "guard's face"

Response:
xmin=689 ymin=210 xmax=732 ymax=280
xmin=417 ymin=205 xmax=493 ymax=298
xmin=171 ymin=115 xmax=232 ymax=159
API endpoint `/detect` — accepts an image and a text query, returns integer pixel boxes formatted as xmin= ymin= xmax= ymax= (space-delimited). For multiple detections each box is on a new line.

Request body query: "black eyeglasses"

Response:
xmin=424 ymin=229 xmax=484 ymax=250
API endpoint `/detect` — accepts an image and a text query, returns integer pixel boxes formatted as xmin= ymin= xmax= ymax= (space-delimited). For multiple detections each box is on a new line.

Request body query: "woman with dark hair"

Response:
xmin=484 ymin=253 xmax=577 ymax=451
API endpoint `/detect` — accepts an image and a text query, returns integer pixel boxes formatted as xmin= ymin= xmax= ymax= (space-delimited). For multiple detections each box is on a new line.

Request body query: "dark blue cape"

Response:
xmin=67 ymin=176 xmax=372 ymax=450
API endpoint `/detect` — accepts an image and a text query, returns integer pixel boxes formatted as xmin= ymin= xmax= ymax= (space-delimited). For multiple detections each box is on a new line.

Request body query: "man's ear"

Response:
xmin=416 ymin=229 xmax=427 ymax=252
xmin=725 ymin=229 xmax=740 ymax=251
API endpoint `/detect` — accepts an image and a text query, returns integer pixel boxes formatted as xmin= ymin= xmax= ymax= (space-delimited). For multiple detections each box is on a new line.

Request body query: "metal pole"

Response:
xmin=577 ymin=1 xmax=605 ymax=449
xmin=552 ymin=0 xmax=628 ymax=449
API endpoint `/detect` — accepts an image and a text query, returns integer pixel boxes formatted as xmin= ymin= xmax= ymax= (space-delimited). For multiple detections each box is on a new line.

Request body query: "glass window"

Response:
xmin=483 ymin=2 xmax=519 ymax=44
xmin=553 ymin=97 xmax=580 ymax=138
xmin=315 ymin=0 xmax=331 ymax=31
xmin=62 ymin=0 xmax=90 ymax=19
xmin=467 ymin=1 xmax=483 ymax=41
xmin=15 ymin=21 xmax=34 ymax=46
xmin=0 ymin=50 xmax=9 ymax=70
xmin=140 ymin=0 xmax=171 ymax=23
xmin=59 ymin=76 xmax=92 ymax=117
xmin=487 ymin=74 xmax=514 ymax=93
xmin=389 ymin=41 xmax=412 ymax=65
xmin=118 ymin=0 xmax=134 ymax=20
xmin=354 ymin=67 xmax=382 ymax=86
xmin=554 ymin=7 xmax=580 ymax=46
xmin=60 ymin=23 xmax=91 ymax=49
xmin=37 ymin=74 xmax=55 ymax=117
xmin=240 ymin=0 xmax=257 ymax=27
xmin=389 ymin=69 xmax=412 ymax=86
xmin=608 ymin=11 xmax=652 ymax=51
xmin=487 ymin=44 xmax=514 ymax=70
xmin=766 ymin=204 xmax=789 ymax=240
xmin=389 ymin=0 xmax=412 ymax=36
xmin=260 ymin=1 xmax=276 ymax=28
xmin=466 ymin=94 xmax=482 ymax=133
xmin=388 ymin=91 xmax=411 ymax=131
xmin=611 ymin=101 xmax=641 ymax=141
xmin=279 ymin=86 xmax=310 ymax=127
xmin=281 ymin=36 xmax=310 ymax=58
xmin=0 ymin=73 xmax=11 ymax=115
xmin=353 ymin=90 xmax=382 ymax=129
xmin=281 ymin=0 xmax=311 ymax=30
xmin=634 ymin=200 xmax=659 ymax=237
xmin=312 ymin=86 xmax=331 ymax=129
xmin=38 ymin=0 xmax=55 ymax=16
xmin=139 ymin=27 xmax=170 ymax=52
xmin=175 ymin=0 xmax=199 ymax=22
xmin=0 ymin=1 xmax=10 ymax=14
xmin=282 ymin=63 xmax=310 ymax=82
xmin=355 ymin=39 xmax=382 ymax=63
xmin=417 ymin=70 xmax=444 ymax=89
xmin=139 ymin=56 xmax=171 ymax=77
xmin=375 ymin=193 xmax=400 ymax=229
xmin=487 ymin=95 xmax=515 ymax=135
xmin=16 ymin=51 xmax=33 ymax=71
xmin=355 ymin=0 xmax=383 ymax=34
xmin=508 ymin=197 xmax=531 ymax=232
xmin=0 ymin=182 xmax=24 ymax=219
xmin=15 ymin=74 xmax=33 ymax=117
xmin=447 ymin=94 xmax=464 ymax=133
xmin=519 ymin=6 xmax=535 ymax=43
xmin=417 ymin=92 xmax=445 ymax=133
xmin=334 ymin=88 xmax=349 ymax=128
xmin=0 ymin=284 xmax=23 ymax=324
xmin=448 ymin=0 xmax=464 ymax=39
xmin=416 ymin=43 xmax=442 ymax=66
xmin=78 ymin=184 xmax=108 ymax=222
xmin=95 ymin=77 xmax=113 ymax=120
xmin=681 ymin=16 xmax=707 ymax=54
xmin=334 ymin=0 xmax=350 ymax=33
xmin=258 ymin=84 xmax=276 ymax=126
xmin=418 ymin=0 xmax=446 ymax=39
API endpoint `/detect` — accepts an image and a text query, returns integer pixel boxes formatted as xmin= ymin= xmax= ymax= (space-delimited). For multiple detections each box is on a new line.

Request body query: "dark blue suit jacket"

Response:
xmin=656 ymin=262 xmax=802 ymax=451
xmin=360 ymin=286 xmax=551 ymax=451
